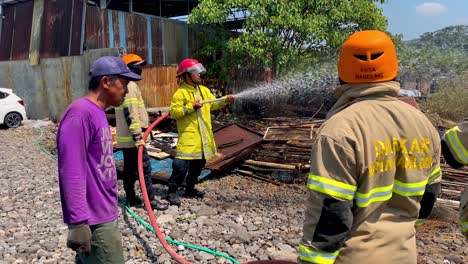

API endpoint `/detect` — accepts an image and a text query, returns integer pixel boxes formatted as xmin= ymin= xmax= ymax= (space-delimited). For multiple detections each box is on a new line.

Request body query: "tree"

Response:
xmin=189 ymin=0 xmax=389 ymax=78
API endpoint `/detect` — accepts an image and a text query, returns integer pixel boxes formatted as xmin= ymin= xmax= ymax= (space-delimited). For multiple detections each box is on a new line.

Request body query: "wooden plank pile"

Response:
xmin=233 ymin=118 xmax=325 ymax=184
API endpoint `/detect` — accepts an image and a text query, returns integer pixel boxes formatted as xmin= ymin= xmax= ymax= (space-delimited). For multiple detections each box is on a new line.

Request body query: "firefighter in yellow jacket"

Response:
xmin=298 ymin=30 xmax=442 ymax=264
xmin=115 ymin=54 xmax=168 ymax=211
xmin=441 ymin=119 xmax=468 ymax=239
xmin=167 ymin=58 xmax=234 ymax=205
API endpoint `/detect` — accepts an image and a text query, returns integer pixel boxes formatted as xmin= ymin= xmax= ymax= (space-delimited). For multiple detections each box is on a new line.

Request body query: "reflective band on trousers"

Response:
xmin=446 ymin=126 xmax=468 ymax=164
xmin=298 ymin=245 xmax=338 ymax=264
xmin=307 ymin=174 xmax=356 ymax=200
xmin=393 ymin=179 xmax=427 ymax=196
xmin=462 ymin=222 xmax=468 ymax=232
xmin=117 ymin=136 xmax=133 ymax=143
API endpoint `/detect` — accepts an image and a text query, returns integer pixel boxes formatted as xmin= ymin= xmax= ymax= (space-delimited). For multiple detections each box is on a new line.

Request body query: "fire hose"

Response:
xmin=137 ymin=112 xmax=296 ymax=264
xmin=137 ymin=112 xmax=193 ymax=264
xmin=36 ymin=106 xmax=295 ymax=264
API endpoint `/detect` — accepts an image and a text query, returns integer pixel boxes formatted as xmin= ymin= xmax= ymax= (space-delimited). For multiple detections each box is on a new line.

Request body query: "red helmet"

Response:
xmin=177 ymin=58 xmax=206 ymax=77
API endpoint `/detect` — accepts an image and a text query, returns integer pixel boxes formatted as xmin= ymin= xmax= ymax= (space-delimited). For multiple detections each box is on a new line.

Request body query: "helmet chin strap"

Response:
xmin=186 ymin=73 xmax=204 ymax=100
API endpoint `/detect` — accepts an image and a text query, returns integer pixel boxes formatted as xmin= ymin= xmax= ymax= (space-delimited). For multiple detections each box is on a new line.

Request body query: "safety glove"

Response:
xmin=132 ymin=133 xmax=145 ymax=147
xmin=67 ymin=222 xmax=92 ymax=253
xmin=193 ymin=100 xmax=203 ymax=110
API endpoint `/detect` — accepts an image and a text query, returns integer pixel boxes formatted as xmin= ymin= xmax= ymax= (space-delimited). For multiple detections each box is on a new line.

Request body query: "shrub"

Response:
xmin=421 ymin=73 xmax=468 ymax=122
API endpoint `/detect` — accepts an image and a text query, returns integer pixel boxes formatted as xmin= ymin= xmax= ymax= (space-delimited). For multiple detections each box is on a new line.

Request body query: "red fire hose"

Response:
xmin=137 ymin=112 xmax=191 ymax=264
xmin=136 ymin=112 xmax=295 ymax=264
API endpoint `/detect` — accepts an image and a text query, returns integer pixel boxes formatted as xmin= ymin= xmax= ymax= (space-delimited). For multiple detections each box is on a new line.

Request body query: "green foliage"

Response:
xmin=406 ymin=25 xmax=468 ymax=51
xmin=189 ymin=0 xmax=389 ymax=78
xmin=421 ymin=72 xmax=468 ymax=122
xmin=397 ymin=25 xmax=468 ymax=83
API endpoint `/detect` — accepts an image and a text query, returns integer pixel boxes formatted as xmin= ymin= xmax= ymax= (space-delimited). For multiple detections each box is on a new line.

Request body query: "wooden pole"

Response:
xmin=244 ymin=159 xmax=309 ymax=170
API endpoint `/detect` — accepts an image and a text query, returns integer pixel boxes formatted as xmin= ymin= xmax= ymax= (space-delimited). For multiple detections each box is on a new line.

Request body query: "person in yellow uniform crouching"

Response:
xmin=441 ymin=119 xmax=468 ymax=239
xmin=298 ymin=30 xmax=442 ymax=264
xmin=166 ymin=58 xmax=234 ymax=206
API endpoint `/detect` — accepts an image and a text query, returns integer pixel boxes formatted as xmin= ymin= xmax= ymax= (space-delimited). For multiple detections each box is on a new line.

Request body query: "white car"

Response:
xmin=0 ymin=88 xmax=27 ymax=128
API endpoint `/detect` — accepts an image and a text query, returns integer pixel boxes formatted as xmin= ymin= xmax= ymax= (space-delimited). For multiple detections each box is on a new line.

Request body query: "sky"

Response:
xmin=378 ymin=0 xmax=468 ymax=40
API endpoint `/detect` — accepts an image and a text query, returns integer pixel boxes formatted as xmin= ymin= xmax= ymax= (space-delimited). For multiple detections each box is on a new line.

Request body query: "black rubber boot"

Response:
xmin=184 ymin=188 xmax=205 ymax=198
xmin=127 ymin=196 xmax=142 ymax=207
xmin=167 ymin=192 xmax=181 ymax=206
xmin=150 ymin=200 xmax=168 ymax=211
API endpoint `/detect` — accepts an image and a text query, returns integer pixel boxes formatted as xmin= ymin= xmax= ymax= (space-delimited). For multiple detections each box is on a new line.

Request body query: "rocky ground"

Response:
xmin=0 ymin=124 xmax=466 ymax=264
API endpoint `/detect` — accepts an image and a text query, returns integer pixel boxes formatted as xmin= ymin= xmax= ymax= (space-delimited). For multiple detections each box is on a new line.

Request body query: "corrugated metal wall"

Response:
xmin=0 ymin=1 xmax=34 ymax=60
xmin=0 ymin=4 xmax=195 ymax=64
xmin=0 ymin=3 xmax=243 ymax=120
xmin=0 ymin=49 xmax=120 ymax=120
xmin=83 ymin=6 xmax=189 ymax=65
xmin=40 ymin=0 xmax=84 ymax=58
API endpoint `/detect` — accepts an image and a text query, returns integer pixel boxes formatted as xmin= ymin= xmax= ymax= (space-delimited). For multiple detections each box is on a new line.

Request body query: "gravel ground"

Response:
xmin=0 ymin=124 xmax=466 ymax=264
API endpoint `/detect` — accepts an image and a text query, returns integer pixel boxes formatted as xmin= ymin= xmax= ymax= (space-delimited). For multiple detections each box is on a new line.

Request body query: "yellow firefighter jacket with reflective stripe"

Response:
xmin=170 ymin=82 xmax=228 ymax=160
xmin=115 ymin=81 xmax=149 ymax=148
xmin=442 ymin=119 xmax=468 ymax=238
xmin=299 ymin=81 xmax=441 ymax=264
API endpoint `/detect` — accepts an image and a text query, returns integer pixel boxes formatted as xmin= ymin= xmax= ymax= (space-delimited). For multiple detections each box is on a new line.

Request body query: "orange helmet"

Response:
xmin=122 ymin=54 xmax=147 ymax=66
xmin=338 ymin=30 xmax=398 ymax=84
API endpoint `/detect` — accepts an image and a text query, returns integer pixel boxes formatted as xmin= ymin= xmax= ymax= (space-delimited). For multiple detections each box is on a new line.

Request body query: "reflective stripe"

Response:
xmin=307 ymin=174 xmax=356 ymax=200
xmin=115 ymin=99 xmax=145 ymax=109
xmin=183 ymin=106 xmax=188 ymax=115
xmin=428 ymin=166 xmax=441 ymax=183
xmin=176 ymin=150 xmax=216 ymax=159
xmin=117 ymin=136 xmax=133 ymax=143
xmin=129 ymin=122 xmax=141 ymax=130
xmin=194 ymin=90 xmax=213 ymax=158
xmin=355 ymin=184 xmax=393 ymax=207
xmin=121 ymin=98 xmax=139 ymax=107
xmin=446 ymin=127 xmax=468 ymax=164
xmin=393 ymin=179 xmax=427 ymax=196
xmin=298 ymin=245 xmax=338 ymax=264
xmin=462 ymin=222 xmax=468 ymax=232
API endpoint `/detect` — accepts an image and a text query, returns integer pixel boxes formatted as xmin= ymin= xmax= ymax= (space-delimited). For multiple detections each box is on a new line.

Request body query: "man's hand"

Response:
xmin=193 ymin=100 xmax=203 ymax=110
xmin=225 ymin=94 xmax=235 ymax=103
xmin=67 ymin=223 xmax=92 ymax=253
xmin=132 ymin=133 xmax=145 ymax=147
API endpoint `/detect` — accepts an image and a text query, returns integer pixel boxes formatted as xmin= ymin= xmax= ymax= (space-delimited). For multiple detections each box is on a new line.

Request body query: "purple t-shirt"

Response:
xmin=57 ymin=97 xmax=119 ymax=225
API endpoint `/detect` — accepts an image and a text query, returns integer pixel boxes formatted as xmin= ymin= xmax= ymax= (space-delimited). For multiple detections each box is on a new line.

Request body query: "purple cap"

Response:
xmin=89 ymin=56 xmax=143 ymax=81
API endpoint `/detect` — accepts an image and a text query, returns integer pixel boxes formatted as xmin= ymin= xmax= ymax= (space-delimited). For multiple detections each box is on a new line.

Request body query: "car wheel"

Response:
xmin=4 ymin=112 xmax=22 ymax=128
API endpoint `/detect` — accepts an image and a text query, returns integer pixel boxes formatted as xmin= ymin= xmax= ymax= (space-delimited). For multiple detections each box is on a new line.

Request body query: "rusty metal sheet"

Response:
xmin=70 ymin=0 xmax=85 ymax=55
xmin=10 ymin=1 xmax=33 ymax=60
xmin=0 ymin=48 xmax=119 ymax=120
xmin=40 ymin=0 xmax=85 ymax=58
xmin=84 ymin=5 xmax=109 ymax=50
xmin=125 ymin=12 xmax=147 ymax=57
xmin=206 ymin=123 xmax=264 ymax=170
xmin=110 ymin=10 xmax=120 ymax=48
xmin=0 ymin=5 xmax=15 ymax=61
xmin=150 ymin=18 xmax=163 ymax=64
